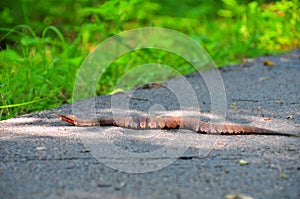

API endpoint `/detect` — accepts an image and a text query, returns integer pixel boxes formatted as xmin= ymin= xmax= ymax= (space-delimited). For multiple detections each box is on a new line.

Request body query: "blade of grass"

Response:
xmin=0 ymin=98 xmax=45 ymax=109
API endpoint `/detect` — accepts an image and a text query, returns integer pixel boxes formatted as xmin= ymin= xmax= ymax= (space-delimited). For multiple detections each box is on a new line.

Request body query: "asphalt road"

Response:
xmin=1 ymin=49 xmax=299 ymax=199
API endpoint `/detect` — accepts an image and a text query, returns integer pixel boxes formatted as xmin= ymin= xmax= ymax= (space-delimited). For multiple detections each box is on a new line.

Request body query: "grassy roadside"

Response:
xmin=0 ymin=0 xmax=299 ymax=120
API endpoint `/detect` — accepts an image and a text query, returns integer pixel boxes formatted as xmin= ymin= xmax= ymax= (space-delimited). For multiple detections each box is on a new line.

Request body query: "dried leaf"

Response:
xmin=279 ymin=172 xmax=288 ymax=179
xmin=140 ymin=83 xmax=165 ymax=89
xmin=230 ymin=102 xmax=236 ymax=109
xmin=109 ymin=88 xmax=125 ymax=95
xmin=258 ymin=76 xmax=270 ymax=81
xmin=274 ymin=100 xmax=284 ymax=104
xmin=239 ymin=159 xmax=248 ymax=166
xmin=263 ymin=60 xmax=275 ymax=66
xmin=226 ymin=193 xmax=254 ymax=199
xmin=36 ymin=146 xmax=46 ymax=150
xmin=263 ymin=117 xmax=272 ymax=121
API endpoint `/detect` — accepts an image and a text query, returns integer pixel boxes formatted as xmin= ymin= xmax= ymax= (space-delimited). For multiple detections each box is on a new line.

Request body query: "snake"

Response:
xmin=57 ymin=114 xmax=299 ymax=137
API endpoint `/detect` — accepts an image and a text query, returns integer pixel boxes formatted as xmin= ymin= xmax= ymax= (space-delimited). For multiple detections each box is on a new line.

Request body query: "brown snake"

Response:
xmin=57 ymin=114 xmax=299 ymax=137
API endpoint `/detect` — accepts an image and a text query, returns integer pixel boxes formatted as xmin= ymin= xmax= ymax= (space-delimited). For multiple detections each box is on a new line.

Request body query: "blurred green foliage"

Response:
xmin=0 ymin=0 xmax=299 ymax=120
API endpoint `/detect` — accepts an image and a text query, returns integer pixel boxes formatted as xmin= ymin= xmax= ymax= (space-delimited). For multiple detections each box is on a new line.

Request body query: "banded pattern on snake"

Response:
xmin=57 ymin=114 xmax=299 ymax=137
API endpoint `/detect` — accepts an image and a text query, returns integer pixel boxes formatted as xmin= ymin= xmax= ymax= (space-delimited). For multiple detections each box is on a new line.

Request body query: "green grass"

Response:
xmin=0 ymin=0 xmax=299 ymax=120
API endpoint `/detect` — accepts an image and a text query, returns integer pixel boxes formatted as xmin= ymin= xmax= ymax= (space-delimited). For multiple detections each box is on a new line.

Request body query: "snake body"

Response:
xmin=57 ymin=114 xmax=299 ymax=137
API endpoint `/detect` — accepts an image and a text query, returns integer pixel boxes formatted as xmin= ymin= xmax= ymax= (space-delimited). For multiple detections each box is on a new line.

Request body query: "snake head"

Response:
xmin=55 ymin=114 xmax=78 ymax=125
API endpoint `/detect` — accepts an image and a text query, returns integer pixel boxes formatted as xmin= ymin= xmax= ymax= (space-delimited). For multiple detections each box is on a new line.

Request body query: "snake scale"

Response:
xmin=57 ymin=114 xmax=299 ymax=137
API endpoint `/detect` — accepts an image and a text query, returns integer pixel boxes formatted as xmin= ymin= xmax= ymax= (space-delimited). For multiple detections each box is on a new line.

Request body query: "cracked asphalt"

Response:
xmin=0 ymin=49 xmax=299 ymax=199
